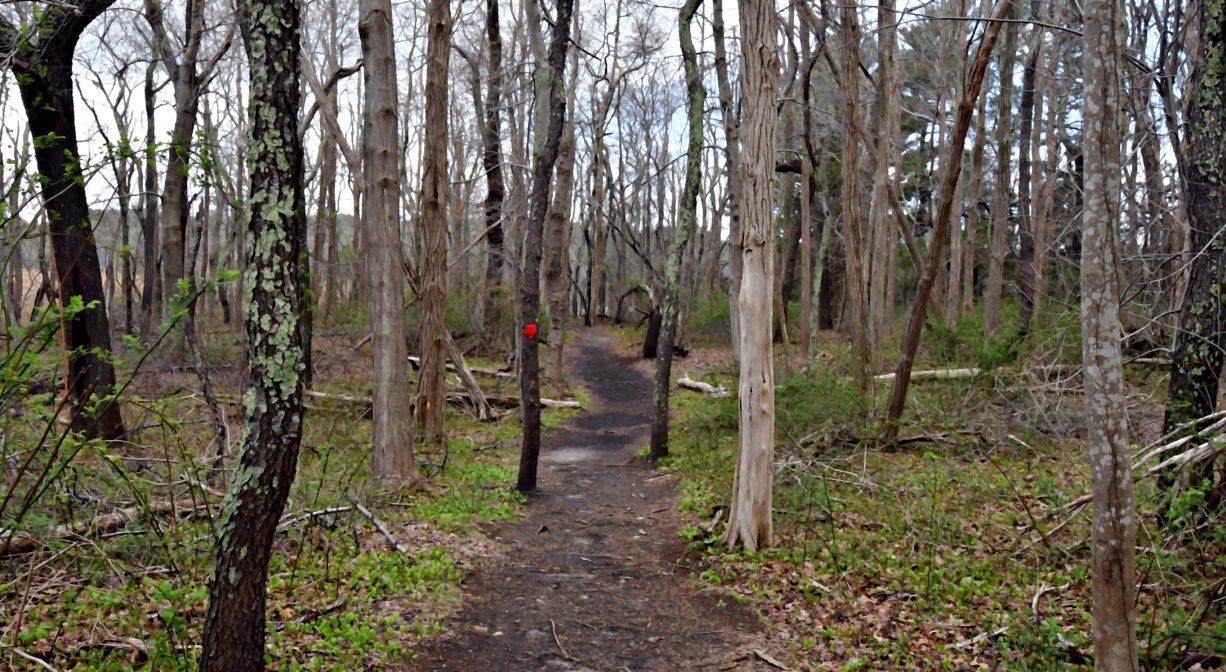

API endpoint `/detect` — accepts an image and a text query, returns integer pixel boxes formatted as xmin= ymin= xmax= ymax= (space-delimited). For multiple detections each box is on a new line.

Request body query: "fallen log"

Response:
xmin=874 ymin=367 xmax=982 ymax=382
xmin=1 ymin=500 xmax=207 ymax=556
xmin=407 ymin=355 xmax=513 ymax=380
xmin=678 ymin=376 xmax=729 ymax=398
xmin=302 ymin=389 xmax=580 ymax=412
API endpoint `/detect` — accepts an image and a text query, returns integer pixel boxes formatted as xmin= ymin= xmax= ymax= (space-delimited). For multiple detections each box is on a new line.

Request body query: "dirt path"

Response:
xmin=415 ymin=327 xmax=784 ymax=671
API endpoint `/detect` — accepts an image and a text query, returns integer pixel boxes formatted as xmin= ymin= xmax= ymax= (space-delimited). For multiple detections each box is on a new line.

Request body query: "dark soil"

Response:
xmin=413 ymin=327 xmax=785 ymax=671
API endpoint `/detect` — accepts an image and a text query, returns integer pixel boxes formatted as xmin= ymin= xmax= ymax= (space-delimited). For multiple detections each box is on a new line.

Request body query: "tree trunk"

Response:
xmin=650 ymin=0 xmax=704 ymax=462
xmin=480 ymin=0 xmax=507 ymax=332
xmin=711 ymin=0 xmax=742 ymax=363
xmin=139 ymin=60 xmax=160 ymax=341
xmin=722 ymin=0 xmax=777 ymax=552
xmin=1163 ymin=0 xmax=1226 ymax=510
xmin=983 ymin=7 xmax=1016 ymax=335
xmin=963 ymin=85 xmax=988 ymax=315
xmin=1081 ymin=0 xmax=1139 ymax=667
xmin=882 ymin=0 xmax=1010 ymax=444
xmin=4 ymin=3 xmax=126 ymax=440
xmin=360 ymin=0 xmax=417 ymax=484
xmin=544 ymin=25 xmax=580 ymax=383
xmin=516 ymin=0 xmax=574 ymax=492
xmin=839 ymin=1 xmax=870 ymax=385
xmin=1015 ymin=1 xmax=1043 ymax=336
xmin=416 ymin=0 xmax=452 ymax=448
xmin=199 ymin=0 xmax=306 ymax=662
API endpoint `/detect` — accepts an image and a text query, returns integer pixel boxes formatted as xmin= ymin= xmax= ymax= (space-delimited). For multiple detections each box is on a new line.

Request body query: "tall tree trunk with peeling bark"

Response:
xmin=1163 ymin=0 xmax=1226 ymax=511
xmin=516 ymin=0 xmax=574 ymax=492
xmin=361 ymin=0 xmax=417 ymax=484
xmin=198 ymin=0 xmax=305 ymax=664
xmin=722 ymin=0 xmax=777 ymax=552
xmin=650 ymin=0 xmax=703 ymax=462
xmin=1082 ymin=0 xmax=1139 ymax=667
xmin=416 ymin=0 xmax=452 ymax=448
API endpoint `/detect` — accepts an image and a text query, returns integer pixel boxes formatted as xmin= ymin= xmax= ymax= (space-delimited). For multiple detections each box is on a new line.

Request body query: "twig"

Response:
xmin=10 ymin=648 xmax=58 ymax=671
xmin=751 ymin=649 xmax=789 ymax=670
xmin=353 ymin=502 xmax=410 ymax=555
xmin=550 ymin=619 xmax=572 ymax=660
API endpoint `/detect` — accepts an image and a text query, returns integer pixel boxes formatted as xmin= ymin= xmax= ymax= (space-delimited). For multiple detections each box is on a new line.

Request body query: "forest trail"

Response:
xmin=415 ymin=327 xmax=784 ymax=671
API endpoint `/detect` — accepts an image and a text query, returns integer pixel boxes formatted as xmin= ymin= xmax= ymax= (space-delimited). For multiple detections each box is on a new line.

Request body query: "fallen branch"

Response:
xmin=678 ymin=376 xmax=729 ymax=398
xmin=354 ymin=502 xmax=410 ymax=555
xmin=408 ymin=355 xmax=514 ymax=380
xmin=276 ymin=505 xmax=354 ymax=533
xmin=874 ymin=367 xmax=981 ymax=382
xmin=0 ymin=500 xmax=207 ymax=556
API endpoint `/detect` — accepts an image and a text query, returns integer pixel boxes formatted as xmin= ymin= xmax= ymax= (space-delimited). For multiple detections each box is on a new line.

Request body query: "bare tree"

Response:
xmin=722 ymin=0 xmax=777 ymax=552
xmin=416 ymin=0 xmax=452 ymax=447
xmin=1163 ymin=0 xmax=1226 ymax=510
xmin=1081 ymin=0 xmax=1138 ymax=666
xmin=649 ymin=0 xmax=703 ymax=462
xmin=361 ymin=0 xmax=417 ymax=483
xmin=0 ymin=0 xmax=127 ymax=440
xmin=516 ymin=0 xmax=574 ymax=492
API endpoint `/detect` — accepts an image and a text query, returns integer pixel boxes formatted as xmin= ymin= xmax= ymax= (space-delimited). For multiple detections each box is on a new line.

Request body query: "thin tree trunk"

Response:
xmin=1015 ymin=0 xmax=1043 ymax=336
xmin=712 ymin=0 xmax=742 ymax=362
xmin=480 ymin=0 xmax=507 ymax=332
xmin=544 ymin=22 xmax=580 ymax=383
xmin=516 ymin=0 xmax=574 ymax=492
xmin=984 ymin=6 xmax=1016 ymax=335
xmin=1081 ymin=0 xmax=1139 ymax=666
xmin=882 ymin=0 xmax=1010 ymax=444
xmin=650 ymin=0 xmax=704 ymax=461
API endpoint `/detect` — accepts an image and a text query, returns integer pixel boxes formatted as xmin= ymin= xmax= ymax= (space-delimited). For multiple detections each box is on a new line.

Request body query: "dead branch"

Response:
xmin=354 ymin=502 xmax=410 ymax=554
xmin=678 ymin=375 xmax=729 ymax=397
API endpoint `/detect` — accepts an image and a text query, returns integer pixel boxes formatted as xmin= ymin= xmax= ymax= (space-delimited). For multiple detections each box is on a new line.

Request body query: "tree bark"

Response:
xmin=516 ymin=0 xmax=574 ymax=492
xmin=881 ymin=0 xmax=1010 ymax=444
xmin=838 ymin=1 xmax=870 ymax=385
xmin=416 ymin=0 xmax=452 ymax=448
xmin=360 ymin=0 xmax=417 ymax=483
xmin=544 ymin=22 xmax=580 ymax=383
xmin=711 ymin=0 xmax=743 ymax=363
xmin=199 ymin=0 xmax=306 ymax=664
xmin=2 ymin=2 xmax=126 ymax=440
xmin=650 ymin=0 xmax=704 ymax=462
xmin=1081 ymin=0 xmax=1139 ymax=667
xmin=983 ymin=6 xmax=1016 ymax=335
xmin=1163 ymin=0 xmax=1226 ymax=510
xmin=480 ymin=0 xmax=507 ymax=332
xmin=721 ymin=0 xmax=777 ymax=552
xmin=1015 ymin=1 xmax=1043 ymax=336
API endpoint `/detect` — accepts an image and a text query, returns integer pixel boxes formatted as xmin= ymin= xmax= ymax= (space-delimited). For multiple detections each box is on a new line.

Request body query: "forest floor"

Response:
xmin=415 ymin=326 xmax=787 ymax=671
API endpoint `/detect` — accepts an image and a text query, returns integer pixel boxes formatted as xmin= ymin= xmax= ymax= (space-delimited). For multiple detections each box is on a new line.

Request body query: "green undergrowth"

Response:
xmin=657 ymin=328 xmax=1223 ymax=670
xmin=0 ymin=331 xmax=571 ymax=670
